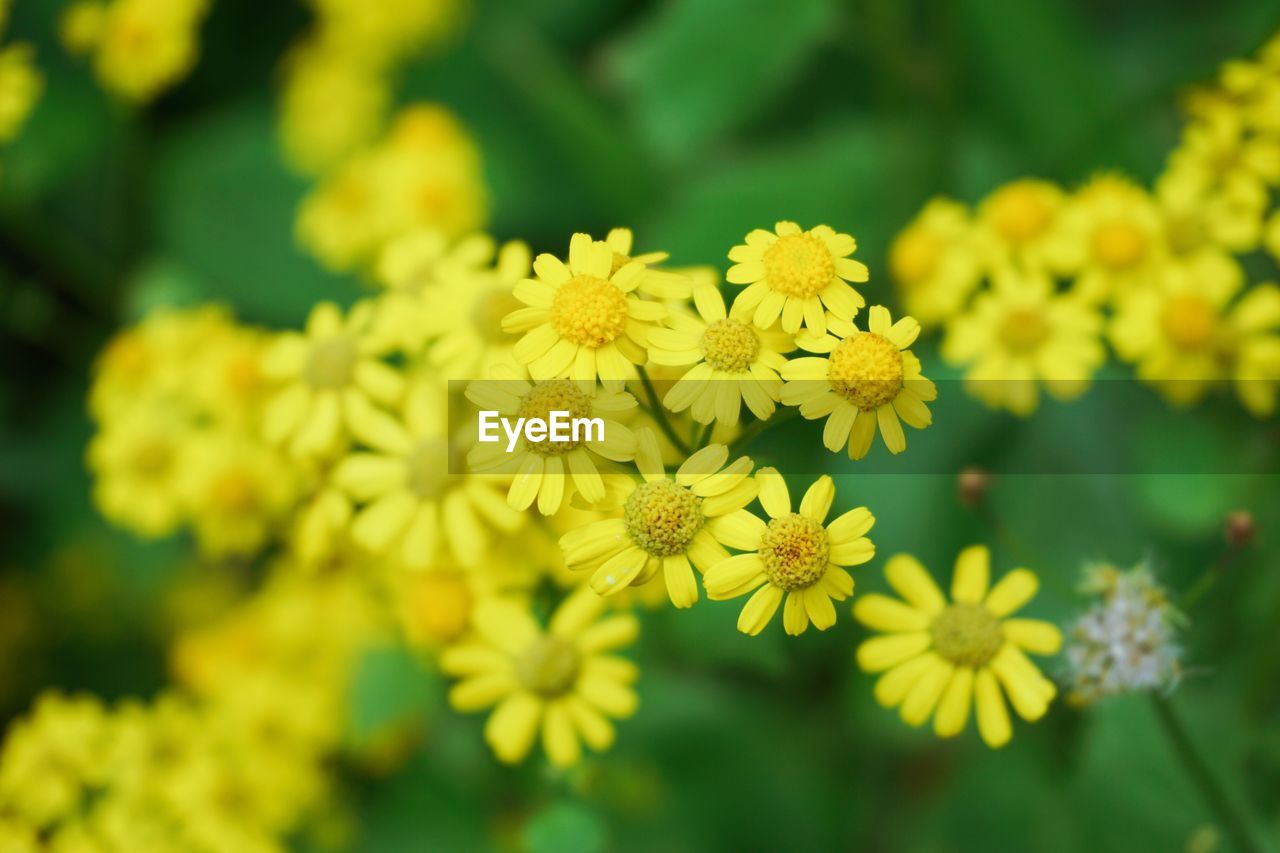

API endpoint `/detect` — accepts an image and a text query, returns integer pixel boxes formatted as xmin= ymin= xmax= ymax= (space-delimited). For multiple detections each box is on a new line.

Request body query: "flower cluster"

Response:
xmin=59 ymin=0 xmax=210 ymax=103
xmin=1064 ymin=561 xmax=1183 ymax=705
xmin=891 ymin=35 xmax=1280 ymax=417
xmin=277 ymin=0 xmax=464 ymax=175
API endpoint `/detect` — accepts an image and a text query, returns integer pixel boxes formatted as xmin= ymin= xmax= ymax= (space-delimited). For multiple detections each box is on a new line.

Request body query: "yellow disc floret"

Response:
xmin=624 ymin=480 xmax=704 ymax=557
xmin=759 ymin=513 xmax=830 ymax=591
xmin=827 ymin=333 xmax=905 ymax=410
xmin=889 ymin=229 xmax=942 ymax=285
xmin=999 ymin=308 xmax=1049 ymax=353
xmin=550 ymin=275 xmax=629 ymax=347
xmin=517 ymin=380 xmax=594 ymax=455
xmin=989 ymin=184 xmax=1052 ymax=243
xmin=515 ymin=636 xmax=580 ymax=697
xmin=405 ymin=573 xmax=473 ymax=645
xmin=1161 ymin=295 xmax=1215 ymax=351
xmin=1092 ymin=221 xmax=1147 ymax=269
xmin=763 ymin=233 xmax=835 ymax=297
xmin=700 ymin=319 xmax=761 ymax=373
xmin=305 ymin=336 xmax=356 ymax=389
xmin=930 ymin=602 xmax=1004 ymax=668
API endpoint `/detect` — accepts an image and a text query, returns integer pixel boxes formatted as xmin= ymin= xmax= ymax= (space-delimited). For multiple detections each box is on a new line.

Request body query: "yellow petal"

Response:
xmin=951 ymin=544 xmax=990 ymax=604
xmin=974 ymin=668 xmax=1012 ymax=748
xmin=855 ymin=632 xmax=930 ymax=672
xmin=885 ymin=553 xmax=946 ymax=615
xmin=985 ymin=568 xmax=1039 ymax=617
xmin=1002 ymin=619 xmax=1063 ymax=655
xmin=933 ymin=667 xmax=974 ymax=738
xmin=853 ymin=594 xmax=929 ymax=632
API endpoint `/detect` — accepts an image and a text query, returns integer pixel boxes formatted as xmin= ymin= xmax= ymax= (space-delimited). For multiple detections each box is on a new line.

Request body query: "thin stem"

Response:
xmin=693 ymin=421 xmax=714 ymax=452
xmin=1150 ymin=695 xmax=1263 ymax=853
xmin=636 ymin=366 xmax=690 ymax=456
xmin=1180 ymin=543 xmax=1243 ymax=612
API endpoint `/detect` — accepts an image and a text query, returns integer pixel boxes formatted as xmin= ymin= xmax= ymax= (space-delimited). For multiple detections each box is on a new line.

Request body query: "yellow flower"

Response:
xmin=304 ymin=0 xmax=463 ymax=65
xmin=646 ymin=282 xmax=793 ymax=426
xmin=1110 ymin=259 xmax=1280 ymax=415
xmin=780 ymin=306 xmax=936 ymax=459
xmin=86 ymin=405 xmax=191 ymax=538
xmin=974 ymin=179 xmax=1075 ymax=273
xmin=504 ymin=233 xmax=666 ymax=391
xmin=560 ymin=430 xmax=758 ymax=608
xmin=889 ymin=198 xmax=982 ymax=328
xmin=1165 ymin=108 xmax=1280 ymax=199
xmin=602 ymin=227 xmax=693 ymax=299
xmin=393 ymin=234 xmax=532 ymax=376
xmin=853 ymin=546 xmax=1061 ymax=748
xmin=181 ymin=432 xmax=299 ymax=559
xmin=941 ymin=270 xmax=1105 ymax=416
xmin=294 ymin=152 xmax=393 ymax=272
xmin=703 ymin=469 xmax=873 ymax=636
xmin=0 ymin=43 xmax=41 ymax=144
xmin=1155 ymin=163 xmax=1265 ymax=262
xmin=288 ymin=485 xmax=353 ymax=567
xmin=726 ymin=221 xmax=868 ymax=335
xmin=333 ymin=381 xmax=523 ymax=567
xmin=440 ymin=588 xmax=640 ymax=768
xmin=393 ymin=559 xmax=523 ymax=649
xmin=277 ymin=40 xmax=389 ymax=176
xmin=465 ymin=367 xmax=639 ymax=515
xmin=262 ymin=300 xmax=405 ymax=460
xmin=1065 ymin=173 xmax=1165 ymax=303
xmin=80 ymin=0 xmax=210 ymax=103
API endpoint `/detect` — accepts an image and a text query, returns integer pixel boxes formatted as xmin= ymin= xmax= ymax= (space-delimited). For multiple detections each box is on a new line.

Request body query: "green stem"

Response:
xmin=693 ymin=421 xmax=714 ymax=452
xmin=636 ymin=366 xmax=690 ymax=456
xmin=1150 ymin=695 xmax=1263 ymax=853
xmin=1179 ymin=543 xmax=1243 ymax=612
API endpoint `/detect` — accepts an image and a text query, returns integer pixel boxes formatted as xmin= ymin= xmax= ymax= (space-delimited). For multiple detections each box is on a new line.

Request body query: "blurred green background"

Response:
xmin=1 ymin=0 xmax=1279 ymax=850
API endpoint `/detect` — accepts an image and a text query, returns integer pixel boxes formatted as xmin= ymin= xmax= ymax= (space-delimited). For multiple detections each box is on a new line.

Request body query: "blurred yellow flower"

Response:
xmin=889 ymin=198 xmax=981 ymax=328
xmin=181 ymin=432 xmax=299 ymax=559
xmin=1064 ymin=173 xmax=1165 ymax=304
xmin=941 ymin=270 xmax=1105 ymax=416
xmin=1110 ymin=260 xmax=1280 ymax=415
xmin=781 ymin=306 xmax=936 ymax=459
xmin=561 ymin=431 xmax=758 ymax=608
xmin=262 ymin=300 xmax=405 ymax=460
xmin=974 ymin=179 xmax=1075 ymax=273
xmin=0 ymin=42 xmax=40 ymax=144
xmin=333 ymin=381 xmax=523 ymax=567
xmin=854 ymin=546 xmax=1061 ymax=748
xmin=703 ymin=469 xmax=874 ymax=636
xmin=465 ymin=368 xmax=638 ymax=514
xmin=727 ymin=221 xmax=868 ymax=335
xmin=440 ymin=588 xmax=640 ymax=768
xmin=647 ymin=282 xmax=793 ymax=426
xmin=86 ymin=405 xmax=191 ymax=538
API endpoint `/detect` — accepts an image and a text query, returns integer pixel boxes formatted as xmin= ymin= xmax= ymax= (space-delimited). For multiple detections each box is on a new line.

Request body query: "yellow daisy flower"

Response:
xmin=417 ymin=239 xmax=531 ymax=379
xmin=853 ymin=546 xmax=1062 ymax=748
xmin=262 ymin=301 xmax=405 ymax=460
xmin=702 ymin=469 xmax=874 ymax=636
xmin=1165 ymin=109 xmax=1280 ymax=199
xmin=439 ymin=588 xmax=639 ymax=768
xmin=504 ymin=233 xmax=666 ymax=391
xmin=1110 ymin=259 xmax=1280 ymax=414
xmin=1065 ymin=173 xmax=1165 ymax=304
xmin=780 ymin=306 xmax=936 ymax=459
xmin=333 ymin=382 xmax=523 ymax=568
xmin=889 ymin=198 xmax=982 ymax=328
xmin=726 ymin=221 xmax=868 ymax=335
xmin=974 ymin=179 xmax=1076 ymax=273
xmin=393 ymin=559 xmax=527 ymax=650
xmin=181 ymin=432 xmax=299 ymax=559
xmin=86 ymin=406 xmax=191 ymax=538
xmin=464 ymin=366 xmax=638 ymax=515
xmin=941 ymin=270 xmax=1105 ymax=416
xmin=646 ymin=282 xmax=793 ymax=426
xmin=560 ymin=430 xmax=758 ymax=608
xmin=603 ymin=227 xmax=693 ymax=299
xmin=1157 ymin=151 xmax=1267 ymax=259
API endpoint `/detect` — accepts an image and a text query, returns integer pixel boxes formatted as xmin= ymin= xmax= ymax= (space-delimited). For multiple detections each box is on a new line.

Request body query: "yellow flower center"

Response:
xmin=827 ymin=333 xmax=904 ymax=410
xmin=624 ymin=480 xmax=704 ymax=557
xmin=515 ymin=636 xmax=580 ymax=697
xmin=472 ymin=288 xmax=523 ymax=343
xmin=550 ymin=275 xmax=629 ymax=348
xmin=701 ymin=318 xmax=761 ymax=373
xmin=1161 ymin=294 xmax=1216 ymax=350
xmin=132 ymin=441 xmax=173 ymax=477
xmin=517 ymin=380 xmax=593 ymax=455
xmin=989 ymin=185 xmax=1052 ymax=243
xmin=999 ymin=307 xmax=1049 ymax=352
xmin=930 ymin=603 xmax=1003 ymax=667
xmin=404 ymin=572 xmax=473 ymax=645
xmin=890 ymin=229 xmax=942 ymax=285
xmin=211 ymin=471 xmax=257 ymax=514
xmin=224 ymin=352 xmax=263 ymax=397
xmin=762 ymin=233 xmax=835 ymax=297
xmin=760 ymin=513 xmax=830 ymax=590
xmin=305 ymin=336 xmax=356 ymax=389
xmin=1092 ymin=220 xmax=1147 ymax=269
xmin=406 ymin=437 xmax=455 ymax=499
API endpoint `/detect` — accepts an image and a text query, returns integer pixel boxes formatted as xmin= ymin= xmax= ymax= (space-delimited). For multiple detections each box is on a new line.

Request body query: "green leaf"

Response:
xmin=523 ymin=802 xmax=607 ymax=853
xmin=607 ymin=0 xmax=833 ymax=163
xmin=348 ymin=645 xmax=439 ymax=745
